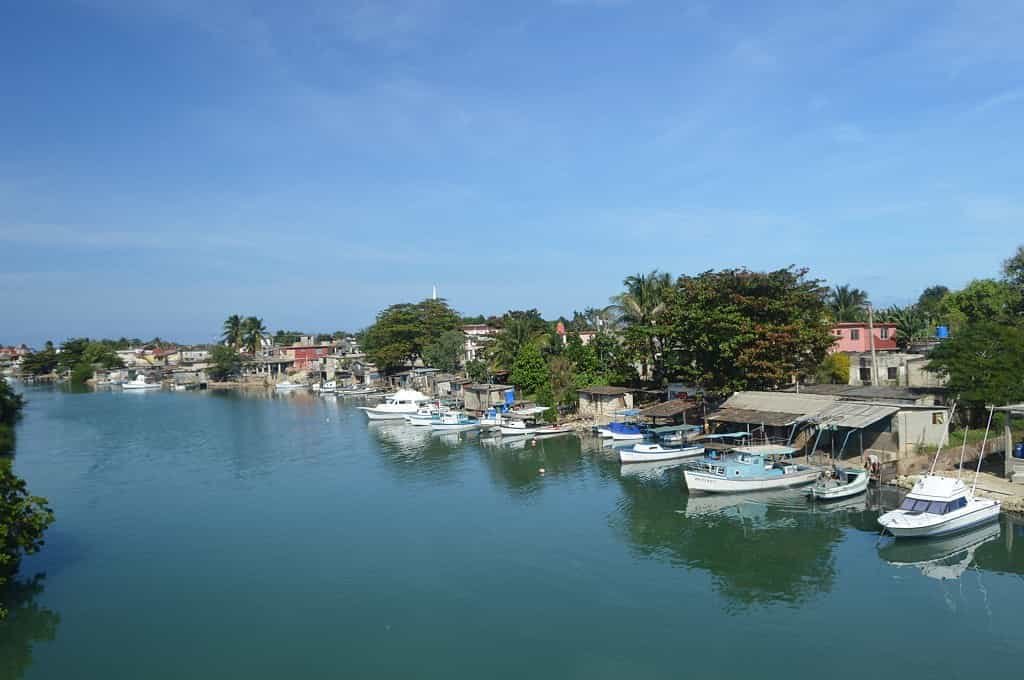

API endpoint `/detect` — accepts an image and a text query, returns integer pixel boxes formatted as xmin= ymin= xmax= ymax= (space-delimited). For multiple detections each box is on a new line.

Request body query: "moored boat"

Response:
xmin=497 ymin=407 xmax=550 ymax=437
xmin=122 ymin=375 xmax=160 ymax=390
xmin=534 ymin=424 xmax=574 ymax=438
xmin=429 ymin=412 xmax=480 ymax=433
xmin=358 ymin=389 xmax=430 ymax=420
xmin=807 ymin=466 xmax=869 ymax=501
xmin=877 ymin=476 xmax=1000 ymax=538
xmin=620 ymin=442 xmax=705 ymax=464
xmin=274 ymin=380 xmax=305 ymax=392
xmin=683 ymin=444 xmax=819 ymax=493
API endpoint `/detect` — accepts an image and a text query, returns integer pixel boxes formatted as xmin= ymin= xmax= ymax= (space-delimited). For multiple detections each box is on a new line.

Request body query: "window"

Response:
xmin=859 ymin=367 xmax=872 ymax=383
xmin=887 ymin=367 xmax=898 ymax=380
xmin=880 ymin=327 xmax=889 ymax=339
xmin=850 ymin=329 xmax=860 ymax=340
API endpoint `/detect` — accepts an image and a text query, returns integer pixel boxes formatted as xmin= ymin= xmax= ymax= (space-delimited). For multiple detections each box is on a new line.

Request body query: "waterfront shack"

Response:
xmin=463 ymin=384 xmax=515 ymax=414
xmin=578 ymin=386 xmax=635 ymax=421
xmin=638 ymin=398 xmax=697 ymax=426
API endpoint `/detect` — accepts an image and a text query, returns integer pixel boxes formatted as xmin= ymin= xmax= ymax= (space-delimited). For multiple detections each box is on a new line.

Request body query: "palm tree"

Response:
xmin=885 ymin=305 xmax=928 ymax=349
xmin=222 ymin=315 xmax=244 ymax=349
xmin=489 ymin=316 xmax=549 ymax=371
xmin=826 ymin=285 xmax=869 ymax=322
xmin=609 ymin=270 xmax=673 ymax=380
xmin=242 ymin=317 xmax=267 ymax=355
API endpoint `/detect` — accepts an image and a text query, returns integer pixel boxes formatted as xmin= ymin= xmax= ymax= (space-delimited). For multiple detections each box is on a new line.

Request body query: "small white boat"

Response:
xmin=877 ymin=475 xmax=1000 ymax=538
xmin=807 ymin=467 xmax=869 ymax=501
xmin=122 ymin=375 xmax=160 ymax=390
xmin=317 ymin=380 xmax=337 ymax=394
xmin=430 ymin=412 xmax=480 ymax=433
xmin=620 ymin=443 xmax=705 ymax=464
xmin=497 ymin=406 xmax=550 ymax=437
xmin=358 ymin=389 xmax=430 ymax=420
xmin=274 ymin=380 xmax=305 ymax=392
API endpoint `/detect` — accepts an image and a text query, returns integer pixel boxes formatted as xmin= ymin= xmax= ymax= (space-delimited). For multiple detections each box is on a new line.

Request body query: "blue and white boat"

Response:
xmin=430 ymin=412 xmax=480 ymax=433
xmin=596 ymin=409 xmax=647 ymax=441
xmin=620 ymin=425 xmax=704 ymax=463
xmin=683 ymin=444 xmax=820 ymax=493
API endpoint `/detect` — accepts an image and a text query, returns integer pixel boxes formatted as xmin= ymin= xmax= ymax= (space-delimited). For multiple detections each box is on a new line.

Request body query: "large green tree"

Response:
xmin=488 ymin=311 xmax=549 ymax=371
xmin=422 ymin=330 xmax=465 ymax=373
xmin=207 ymin=345 xmax=240 ymax=382
xmin=362 ymin=299 xmax=462 ymax=373
xmin=19 ymin=348 xmax=57 ymax=377
xmin=0 ymin=380 xmax=24 ymax=455
xmin=510 ymin=342 xmax=549 ymax=396
xmin=662 ymin=267 xmax=834 ymax=393
xmin=927 ymin=321 xmax=1024 ymax=423
xmin=242 ymin=317 xmax=266 ymax=355
xmin=940 ymin=279 xmax=1020 ymax=330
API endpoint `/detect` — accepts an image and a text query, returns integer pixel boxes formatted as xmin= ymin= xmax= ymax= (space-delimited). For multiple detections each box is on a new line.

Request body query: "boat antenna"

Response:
xmin=957 ymin=427 xmax=969 ymax=480
xmin=928 ymin=399 xmax=957 ymax=476
xmin=971 ymin=405 xmax=995 ymax=495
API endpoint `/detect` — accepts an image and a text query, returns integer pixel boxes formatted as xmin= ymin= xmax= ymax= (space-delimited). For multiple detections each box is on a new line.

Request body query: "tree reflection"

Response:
xmin=0 ymin=574 xmax=60 ymax=680
xmin=612 ymin=471 xmax=849 ymax=608
xmin=476 ymin=436 xmax=586 ymax=495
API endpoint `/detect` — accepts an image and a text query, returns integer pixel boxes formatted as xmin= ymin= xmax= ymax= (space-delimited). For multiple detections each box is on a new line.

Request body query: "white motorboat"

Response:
xmin=497 ymin=407 xmax=550 ymax=437
xmin=358 ymin=389 xmax=430 ymax=420
xmin=683 ymin=445 xmax=820 ymax=493
xmin=877 ymin=476 xmax=1000 ymax=538
xmin=122 ymin=375 xmax=160 ymax=390
xmin=430 ymin=412 xmax=480 ymax=433
xmin=274 ymin=380 xmax=305 ymax=392
xmin=807 ymin=466 xmax=869 ymax=501
xmin=313 ymin=380 xmax=337 ymax=394
xmin=620 ymin=443 xmax=705 ymax=464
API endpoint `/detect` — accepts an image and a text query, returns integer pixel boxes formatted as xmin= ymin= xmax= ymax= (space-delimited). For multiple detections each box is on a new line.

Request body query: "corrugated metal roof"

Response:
xmin=707 ymin=407 xmax=805 ymax=427
xmin=719 ymin=391 xmax=838 ymax=415
xmin=803 ymin=402 xmax=900 ymax=429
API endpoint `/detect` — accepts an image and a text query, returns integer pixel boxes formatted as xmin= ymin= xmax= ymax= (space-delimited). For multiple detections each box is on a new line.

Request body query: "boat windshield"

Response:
xmin=899 ymin=496 xmax=968 ymax=514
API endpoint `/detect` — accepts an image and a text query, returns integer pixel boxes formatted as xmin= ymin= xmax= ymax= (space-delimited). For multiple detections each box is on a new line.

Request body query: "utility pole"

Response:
xmin=867 ymin=304 xmax=879 ymax=386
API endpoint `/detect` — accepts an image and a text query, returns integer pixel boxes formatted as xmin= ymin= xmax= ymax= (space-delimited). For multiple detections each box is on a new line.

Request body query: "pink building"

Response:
xmin=830 ymin=322 xmax=898 ymax=353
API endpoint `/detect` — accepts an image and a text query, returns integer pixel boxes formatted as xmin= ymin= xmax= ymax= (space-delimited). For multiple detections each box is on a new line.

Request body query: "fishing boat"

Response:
xmin=534 ymin=424 xmax=575 ymax=438
xmin=878 ymin=404 xmax=1001 ymax=539
xmin=314 ymin=380 xmax=337 ymax=394
xmin=620 ymin=425 xmax=705 ymax=463
xmin=405 ymin=405 xmax=443 ymax=427
xmin=358 ymin=389 xmax=430 ymax=420
xmin=683 ymin=444 xmax=820 ymax=493
xmin=595 ymin=409 xmax=644 ymax=439
xmin=274 ymin=380 xmax=305 ymax=392
xmin=122 ymin=375 xmax=160 ymax=390
xmin=430 ymin=412 xmax=480 ymax=433
xmin=807 ymin=466 xmax=869 ymax=501
xmin=620 ymin=442 xmax=705 ymax=464
xmin=497 ymin=407 xmax=550 ymax=437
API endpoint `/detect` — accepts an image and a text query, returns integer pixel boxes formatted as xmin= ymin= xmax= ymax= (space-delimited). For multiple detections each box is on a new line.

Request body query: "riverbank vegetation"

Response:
xmin=0 ymin=382 xmax=55 ymax=620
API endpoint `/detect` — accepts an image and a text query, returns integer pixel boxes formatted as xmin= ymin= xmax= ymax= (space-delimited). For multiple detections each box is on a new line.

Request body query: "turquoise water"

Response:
xmin=3 ymin=386 xmax=1023 ymax=679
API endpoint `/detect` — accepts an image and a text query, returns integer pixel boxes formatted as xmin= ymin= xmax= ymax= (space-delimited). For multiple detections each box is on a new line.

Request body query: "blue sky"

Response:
xmin=2 ymin=0 xmax=1023 ymax=346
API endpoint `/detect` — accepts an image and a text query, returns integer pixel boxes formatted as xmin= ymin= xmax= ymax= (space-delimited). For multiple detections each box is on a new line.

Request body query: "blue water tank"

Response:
xmin=936 ymin=325 xmax=949 ymax=339
xmin=1014 ymin=443 xmax=1024 ymax=459
xmin=504 ymin=389 xmax=515 ymax=406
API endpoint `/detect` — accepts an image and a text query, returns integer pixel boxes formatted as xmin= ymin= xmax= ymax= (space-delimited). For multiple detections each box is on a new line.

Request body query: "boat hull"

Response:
xmin=620 ymin=445 xmax=705 ymax=464
xmin=430 ymin=424 xmax=479 ymax=432
xmin=808 ymin=471 xmax=869 ymax=501
xmin=880 ymin=501 xmax=1001 ymax=538
xmin=684 ymin=467 xmax=819 ymax=493
xmin=498 ymin=425 xmax=541 ymax=437
xmin=360 ymin=408 xmax=416 ymax=420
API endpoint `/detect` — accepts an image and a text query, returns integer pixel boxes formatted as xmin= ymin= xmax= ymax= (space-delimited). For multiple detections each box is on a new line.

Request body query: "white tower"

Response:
xmin=432 ymin=284 xmax=438 ymax=300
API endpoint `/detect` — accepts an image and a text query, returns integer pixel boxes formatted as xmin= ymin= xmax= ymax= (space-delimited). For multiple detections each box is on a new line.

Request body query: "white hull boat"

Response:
xmin=807 ymin=467 xmax=869 ymax=501
xmin=878 ymin=475 xmax=1001 ymax=539
xmin=683 ymin=445 xmax=820 ymax=494
xmin=534 ymin=425 xmax=574 ymax=438
xmin=498 ymin=424 xmax=543 ymax=437
xmin=123 ymin=376 xmax=160 ymax=390
xmin=620 ymin=443 xmax=705 ymax=464
xmin=684 ymin=467 xmax=820 ymax=493
xmin=274 ymin=381 xmax=304 ymax=392
xmin=359 ymin=389 xmax=430 ymax=420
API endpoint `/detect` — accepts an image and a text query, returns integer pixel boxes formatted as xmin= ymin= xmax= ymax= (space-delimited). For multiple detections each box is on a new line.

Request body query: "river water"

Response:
xmin=2 ymin=386 xmax=1022 ymax=679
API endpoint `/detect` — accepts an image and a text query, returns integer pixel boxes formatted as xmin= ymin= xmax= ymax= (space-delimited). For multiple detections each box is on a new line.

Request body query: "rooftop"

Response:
xmin=578 ymin=386 xmax=634 ymax=396
xmin=639 ymin=399 xmax=694 ymax=419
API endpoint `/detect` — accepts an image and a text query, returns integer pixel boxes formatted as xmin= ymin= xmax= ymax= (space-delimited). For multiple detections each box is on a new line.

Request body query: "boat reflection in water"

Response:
xmin=878 ymin=521 xmax=1002 ymax=581
xmin=618 ymin=459 xmax=687 ymax=480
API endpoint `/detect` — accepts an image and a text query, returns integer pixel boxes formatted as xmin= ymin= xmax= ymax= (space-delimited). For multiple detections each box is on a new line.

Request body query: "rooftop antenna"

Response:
xmin=972 ymin=405 xmax=995 ymax=495
xmin=928 ymin=399 xmax=957 ymax=476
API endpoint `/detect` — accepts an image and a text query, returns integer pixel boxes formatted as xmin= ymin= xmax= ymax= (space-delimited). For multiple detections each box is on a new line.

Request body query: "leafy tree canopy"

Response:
xmin=422 ymin=330 xmax=465 ymax=373
xmin=928 ymin=321 xmax=1024 ymax=422
xmin=939 ymin=279 xmax=1020 ymax=330
xmin=825 ymin=284 xmax=869 ymax=322
xmin=510 ymin=342 xmax=548 ymax=396
xmin=0 ymin=459 xmax=55 ymax=619
xmin=362 ymin=299 xmax=461 ymax=373
xmin=208 ymin=345 xmax=240 ymax=382
xmin=662 ymin=267 xmax=834 ymax=394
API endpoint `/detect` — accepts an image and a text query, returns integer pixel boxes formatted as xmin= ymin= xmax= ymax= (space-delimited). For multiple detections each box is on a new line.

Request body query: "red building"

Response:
xmin=285 ymin=345 xmax=333 ymax=370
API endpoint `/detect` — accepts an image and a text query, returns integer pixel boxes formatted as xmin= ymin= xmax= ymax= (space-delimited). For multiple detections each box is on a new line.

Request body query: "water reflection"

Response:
xmin=0 ymin=574 xmax=60 ymax=680
xmin=477 ymin=436 xmax=586 ymax=495
xmin=879 ymin=522 xmax=1002 ymax=581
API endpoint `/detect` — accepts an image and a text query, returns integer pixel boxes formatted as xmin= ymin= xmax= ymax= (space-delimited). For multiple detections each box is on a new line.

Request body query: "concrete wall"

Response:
xmin=579 ymin=393 xmax=633 ymax=420
xmin=847 ymin=352 xmax=945 ymax=388
xmin=896 ymin=409 xmax=948 ymax=455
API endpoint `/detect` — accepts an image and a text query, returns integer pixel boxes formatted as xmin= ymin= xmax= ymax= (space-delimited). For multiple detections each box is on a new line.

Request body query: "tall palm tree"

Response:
xmin=242 ymin=317 xmax=267 ymax=355
xmin=489 ymin=316 xmax=549 ymax=371
xmin=826 ymin=285 xmax=870 ymax=322
xmin=609 ymin=270 xmax=673 ymax=380
xmin=222 ymin=315 xmax=244 ymax=349
xmin=885 ymin=305 xmax=927 ymax=349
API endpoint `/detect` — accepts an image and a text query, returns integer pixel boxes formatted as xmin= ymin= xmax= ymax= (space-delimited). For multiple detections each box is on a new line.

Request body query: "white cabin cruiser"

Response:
xmin=122 ymin=375 xmax=160 ymax=390
xmin=877 ymin=475 xmax=1000 ymax=538
xmin=359 ymin=389 xmax=430 ymax=420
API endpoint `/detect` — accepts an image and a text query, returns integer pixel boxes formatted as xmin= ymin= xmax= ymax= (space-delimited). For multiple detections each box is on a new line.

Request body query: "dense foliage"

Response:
xmin=0 ymin=381 xmax=24 ymax=455
xmin=208 ymin=345 xmax=241 ymax=382
xmin=661 ymin=267 xmax=834 ymax=394
xmin=0 ymin=384 xmax=54 ymax=620
xmin=422 ymin=330 xmax=465 ymax=374
xmin=362 ymin=299 xmax=461 ymax=373
xmin=609 ymin=270 xmax=672 ymax=382
xmin=825 ymin=285 xmax=869 ymax=322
